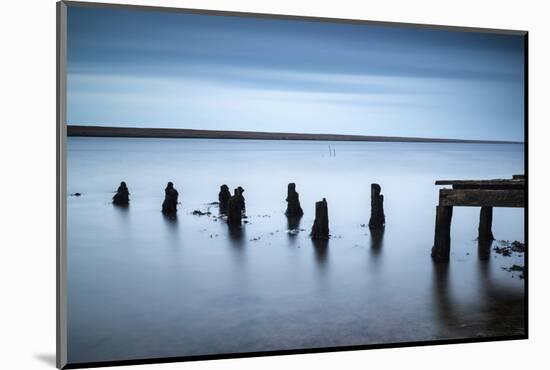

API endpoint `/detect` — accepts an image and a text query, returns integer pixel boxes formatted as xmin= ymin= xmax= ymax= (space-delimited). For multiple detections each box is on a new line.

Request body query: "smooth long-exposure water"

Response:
xmin=67 ymin=138 xmax=525 ymax=364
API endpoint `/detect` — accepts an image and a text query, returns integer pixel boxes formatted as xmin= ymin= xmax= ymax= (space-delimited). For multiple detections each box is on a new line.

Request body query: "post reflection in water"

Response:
xmin=431 ymin=261 xmax=452 ymax=329
xmin=311 ymin=238 xmax=329 ymax=269
xmin=286 ymin=216 xmax=302 ymax=245
xmin=431 ymin=253 xmax=525 ymax=338
xmin=112 ymin=202 xmax=130 ymax=224
xmin=228 ymin=224 xmax=246 ymax=250
xmin=161 ymin=212 xmax=183 ymax=257
xmin=162 ymin=212 xmax=179 ymax=233
xmin=113 ymin=202 xmax=130 ymax=211
xmin=368 ymin=229 xmax=385 ymax=272
xmin=369 ymin=229 xmax=385 ymax=258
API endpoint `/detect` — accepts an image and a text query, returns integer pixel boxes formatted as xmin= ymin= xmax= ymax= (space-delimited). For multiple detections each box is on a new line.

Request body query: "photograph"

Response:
xmin=60 ymin=1 xmax=526 ymax=367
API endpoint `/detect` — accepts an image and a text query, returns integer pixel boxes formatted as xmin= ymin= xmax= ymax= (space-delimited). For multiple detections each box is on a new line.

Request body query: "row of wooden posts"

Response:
xmin=110 ymin=181 xmax=386 ymax=240
xmin=110 ymin=175 xmax=525 ymax=262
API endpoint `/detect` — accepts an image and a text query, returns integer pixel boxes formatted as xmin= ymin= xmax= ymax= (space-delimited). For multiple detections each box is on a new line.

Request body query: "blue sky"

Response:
xmin=67 ymin=6 xmax=525 ymax=141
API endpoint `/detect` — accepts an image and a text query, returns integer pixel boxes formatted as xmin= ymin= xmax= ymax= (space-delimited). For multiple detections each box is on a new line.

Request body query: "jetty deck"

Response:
xmin=431 ymin=175 xmax=526 ymax=261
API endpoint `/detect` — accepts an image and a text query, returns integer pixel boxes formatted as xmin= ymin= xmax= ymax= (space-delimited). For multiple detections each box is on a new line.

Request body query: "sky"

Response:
xmin=67 ymin=5 xmax=525 ymax=141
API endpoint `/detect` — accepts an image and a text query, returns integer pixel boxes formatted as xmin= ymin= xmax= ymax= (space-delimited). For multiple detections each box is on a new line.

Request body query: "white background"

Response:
xmin=1 ymin=0 xmax=548 ymax=369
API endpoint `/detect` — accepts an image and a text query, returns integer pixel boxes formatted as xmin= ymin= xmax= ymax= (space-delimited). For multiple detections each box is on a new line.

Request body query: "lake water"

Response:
xmin=66 ymin=138 xmax=525 ymax=364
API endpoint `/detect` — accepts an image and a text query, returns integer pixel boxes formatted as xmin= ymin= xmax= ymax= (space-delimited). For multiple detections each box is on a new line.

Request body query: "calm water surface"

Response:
xmin=67 ymin=138 xmax=525 ymax=363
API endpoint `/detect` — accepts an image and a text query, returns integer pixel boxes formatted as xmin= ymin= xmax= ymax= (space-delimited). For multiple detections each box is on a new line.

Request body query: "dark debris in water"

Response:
xmin=510 ymin=241 xmax=526 ymax=253
xmin=502 ymin=264 xmax=525 ymax=279
xmin=192 ymin=210 xmax=212 ymax=216
xmin=249 ymin=228 xmax=285 ymax=242
xmin=503 ymin=264 xmax=524 ymax=272
xmin=70 ymin=192 xmax=82 ymax=197
xmin=494 ymin=246 xmax=512 ymax=256
xmin=494 ymin=240 xmax=525 ymax=257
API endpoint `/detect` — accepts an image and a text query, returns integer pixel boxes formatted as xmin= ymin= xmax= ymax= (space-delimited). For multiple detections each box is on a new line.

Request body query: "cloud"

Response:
xmin=66 ymin=5 xmax=525 ymax=141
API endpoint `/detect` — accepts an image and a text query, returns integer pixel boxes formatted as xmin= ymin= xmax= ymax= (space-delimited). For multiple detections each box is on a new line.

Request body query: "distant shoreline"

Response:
xmin=67 ymin=125 xmax=523 ymax=144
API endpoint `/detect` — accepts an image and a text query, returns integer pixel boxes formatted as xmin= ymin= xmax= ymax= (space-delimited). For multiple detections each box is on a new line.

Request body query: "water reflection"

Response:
xmin=431 ymin=261 xmax=452 ymax=328
xmin=311 ymin=238 xmax=329 ymax=268
xmin=369 ymin=229 xmax=385 ymax=258
xmin=286 ymin=216 xmax=302 ymax=245
xmin=162 ymin=213 xmax=180 ymax=246
xmin=228 ymin=225 xmax=246 ymax=250
xmin=162 ymin=212 xmax=178 ymax=225
xmin=227 ymin=224 xmax=247 ymax=267
xmin=473 ymin=261 xmax=525 ymax=336
xmin=112 ymin=203 xmax=129 ymax=210
xmin=431 ymin=254 xmax=525 ymax=338
xmin=112 ymin=203 xmax=130 ymax=230
xmin=112 ymin=202 xmax=129 ymax=215
xmin=477 ymin=240 xmax=492 ymax=261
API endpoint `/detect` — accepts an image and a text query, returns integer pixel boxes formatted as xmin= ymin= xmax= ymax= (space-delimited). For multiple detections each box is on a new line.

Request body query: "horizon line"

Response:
xmin=67 ymin=125 xmax=524 ymax=144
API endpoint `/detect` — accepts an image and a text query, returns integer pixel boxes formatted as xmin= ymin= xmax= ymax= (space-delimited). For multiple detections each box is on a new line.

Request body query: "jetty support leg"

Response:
xmin=431 ymin=206 xmax=453 ymax=262
xmin=478 ymin=206 xmax=494 ymax=244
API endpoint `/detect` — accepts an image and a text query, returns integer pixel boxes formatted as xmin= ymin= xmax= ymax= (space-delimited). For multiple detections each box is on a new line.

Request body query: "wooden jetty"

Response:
xmin=431 ymin=175 xmax=525 ymax=261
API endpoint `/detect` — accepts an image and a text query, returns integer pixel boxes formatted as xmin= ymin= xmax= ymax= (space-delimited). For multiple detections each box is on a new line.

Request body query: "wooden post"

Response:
xmin=218 ymin=184 xmax=231 ymax=214
xmin=285 ymin=183 xmax=304 ymax=217
xmin=227 ymin=188 xmax=242 ymax=226
xmin=478 ymin=206 xmax=494 ymax=243
xmin=310 ymin=198 xmax=329 ymax=239
xmin=161 ymin=182 xmax=179 ymax=215
xmin=431 ymin=206 xmax=453 ymax=262
xmin=112 ymin=181 xmax=129 ymax=206
xmin=368 ymin=183 xmax=385 ymax=229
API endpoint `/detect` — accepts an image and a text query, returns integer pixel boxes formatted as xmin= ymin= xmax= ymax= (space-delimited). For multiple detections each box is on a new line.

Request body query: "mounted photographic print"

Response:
xmin=56 ymin=1 xmax=528 ymax=368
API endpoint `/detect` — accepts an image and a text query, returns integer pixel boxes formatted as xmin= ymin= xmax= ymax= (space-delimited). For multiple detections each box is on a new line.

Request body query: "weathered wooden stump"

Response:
xmin=431 ymin=205 xmax=453 ymax=262
xmin=368 ymin=183 xmax=385 ymax=229
xmin=161 ymin=182 xmax=179 ymax=215
xmin=227 ymin=188 xmax=243 ymax=226
xmin=236 ymin=186 xmax=246 ymax=213
xmin=112 ymin=181 xmax=129 ymax=205
xmin=218 ymin=184 xmax=231 ymax=214
xmin=285 ymin=183 xmax=303 ymax=217
xmin=310 ymin=198 xmax=329 ymax=240
xmin=478 ymin=206 xmax=494 ymax=243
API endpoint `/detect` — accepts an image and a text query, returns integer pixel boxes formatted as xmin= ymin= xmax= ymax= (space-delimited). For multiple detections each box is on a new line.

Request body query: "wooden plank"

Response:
xmin=435 ymin=179 xmax=524 ymax=190
xmin=435 ymin=179 xmax=524 ymax=186
xmin=452 ymin=183 xmax=524 ymax=190
xmin=439 ymin=188 xmax=525 ymax=207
